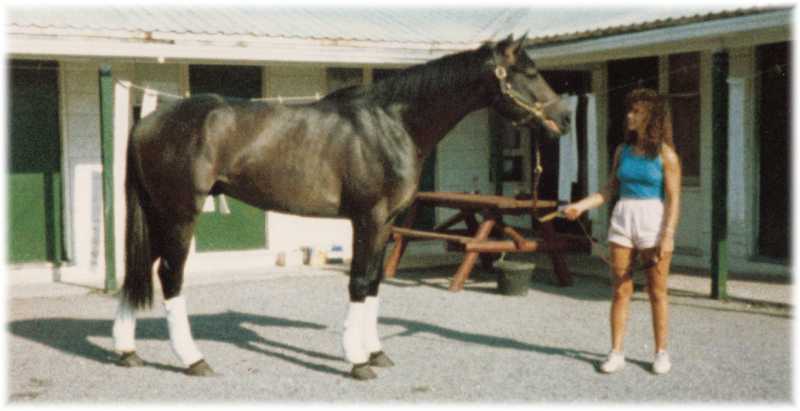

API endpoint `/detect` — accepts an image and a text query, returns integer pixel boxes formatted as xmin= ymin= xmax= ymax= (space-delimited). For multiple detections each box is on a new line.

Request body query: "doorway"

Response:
xmin=756 ymin=42 xmax=790 ymax=260
xmin=8 ymin=60 xmax=64 ymax=264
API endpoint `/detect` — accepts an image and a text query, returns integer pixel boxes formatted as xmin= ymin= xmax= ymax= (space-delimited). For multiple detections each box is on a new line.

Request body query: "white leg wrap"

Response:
xmin=363 ymin=297 xmax=382 ymax=353
xmin=163 ymin=295 xmax=204 ymax=367
xmin=112 ymin=299 xmax=136 ymax=353
xmin=342 ymin=302 xmax=368 ymax=364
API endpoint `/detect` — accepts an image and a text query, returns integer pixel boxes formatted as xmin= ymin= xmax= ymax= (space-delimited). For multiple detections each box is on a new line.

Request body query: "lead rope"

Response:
xmin=531 ymin=134 xmax=543 ymax=221
xmin=573 ymin=210 xmax=658 ymax=275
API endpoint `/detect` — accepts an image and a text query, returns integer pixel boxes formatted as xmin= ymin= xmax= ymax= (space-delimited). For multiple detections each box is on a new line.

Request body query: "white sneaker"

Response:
xmin=653 ymin=351 xmax=672 ymax=374
xmin=599 ymin=351 xmax=625 ymax=373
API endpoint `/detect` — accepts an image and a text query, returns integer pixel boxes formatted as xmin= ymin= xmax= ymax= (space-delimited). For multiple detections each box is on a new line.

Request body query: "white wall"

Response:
xmin=435 ymin=109 xmax=492 ymax=225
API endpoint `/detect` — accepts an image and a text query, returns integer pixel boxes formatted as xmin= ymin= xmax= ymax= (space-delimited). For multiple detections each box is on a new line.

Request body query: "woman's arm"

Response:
xmin=658 ymin=144 xmax=682 ymax=256
xmin=563 ymin=145 xmax=622 ymax=220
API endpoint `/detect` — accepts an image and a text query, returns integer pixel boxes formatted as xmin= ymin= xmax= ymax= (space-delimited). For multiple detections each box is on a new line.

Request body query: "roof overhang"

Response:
xmin=526 ymin=9 xmax=792 ymax=66
xmin=7 ymin=30 xmax=479 ymax=66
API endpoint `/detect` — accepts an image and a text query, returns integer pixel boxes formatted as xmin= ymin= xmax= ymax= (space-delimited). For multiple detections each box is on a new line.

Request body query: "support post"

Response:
xmin=711 ymin=50 xmax=729 ymax=300
xmin=99 ymin=65 xmax=117 ymax=292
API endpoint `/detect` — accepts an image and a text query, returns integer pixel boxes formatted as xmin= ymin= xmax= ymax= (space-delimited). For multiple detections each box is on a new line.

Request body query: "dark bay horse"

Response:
xmin=112 ymin=34 xmax=571 ymax=380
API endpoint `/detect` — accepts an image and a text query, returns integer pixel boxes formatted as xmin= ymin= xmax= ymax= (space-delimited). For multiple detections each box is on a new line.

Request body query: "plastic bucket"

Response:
xmin=495 ymin=261 xmax=535 ymax=296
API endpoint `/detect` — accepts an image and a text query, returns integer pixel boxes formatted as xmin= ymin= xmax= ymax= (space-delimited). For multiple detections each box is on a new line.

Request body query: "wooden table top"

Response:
xmin=415 ymin=192 xmax=558 ymax=212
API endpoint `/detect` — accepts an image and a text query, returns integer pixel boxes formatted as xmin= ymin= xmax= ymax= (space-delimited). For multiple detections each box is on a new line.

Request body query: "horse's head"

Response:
xmin=488 ymin=34 xmax=571 ymax=139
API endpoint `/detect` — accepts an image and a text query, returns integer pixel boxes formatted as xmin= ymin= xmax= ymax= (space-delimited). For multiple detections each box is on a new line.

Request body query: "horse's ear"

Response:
xmin=509 ymin=32 xmax=529 ymax=58
xmin=497 ymin=34 xmax=514 ymax=54
xmin=516 ymin=32 xmax=529 ymax=54
xmin=502 ymin=34 xmax=527 ymax=63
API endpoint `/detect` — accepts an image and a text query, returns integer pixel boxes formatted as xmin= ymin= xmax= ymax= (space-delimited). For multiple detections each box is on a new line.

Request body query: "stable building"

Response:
xmin=5 ymin=6 xmax=792 ymax=289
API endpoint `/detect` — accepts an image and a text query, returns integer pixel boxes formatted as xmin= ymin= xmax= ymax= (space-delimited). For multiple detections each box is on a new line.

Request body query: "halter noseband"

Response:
xmin=493 ymin=65 xmax=559 ymax=128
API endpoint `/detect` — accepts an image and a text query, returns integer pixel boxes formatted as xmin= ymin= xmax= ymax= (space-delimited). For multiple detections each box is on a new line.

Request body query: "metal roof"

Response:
xmin=6 ymin=6 xmax=791 ymax=64
xmin=7 ymin=7 xmax=519 ymax=45
xmin=507 ymin=6 xmax=791 ymax=46
xmin=7 ymin=5 xmax=787 ymax=45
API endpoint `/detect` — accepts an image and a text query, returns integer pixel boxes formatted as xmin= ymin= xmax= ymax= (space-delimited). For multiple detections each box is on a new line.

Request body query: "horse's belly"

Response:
xmin=226 ymin=173 xmax=343 ymax=218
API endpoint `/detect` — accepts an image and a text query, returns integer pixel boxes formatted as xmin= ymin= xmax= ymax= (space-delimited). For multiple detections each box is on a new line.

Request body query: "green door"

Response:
xmin=8 ymin=60 xmax=63 ymax=264
xmin=189 ymin=65 xmax=267 ymax=251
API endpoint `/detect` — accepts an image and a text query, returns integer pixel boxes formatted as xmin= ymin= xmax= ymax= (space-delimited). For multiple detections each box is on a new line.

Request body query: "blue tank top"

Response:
xmin=617 ymin=144 xmax=664 ymax=199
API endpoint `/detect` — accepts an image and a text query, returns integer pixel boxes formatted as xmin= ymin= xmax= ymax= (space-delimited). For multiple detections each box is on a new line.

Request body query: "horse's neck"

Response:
xmin=399 ymin=81 xmax=490 ymax=158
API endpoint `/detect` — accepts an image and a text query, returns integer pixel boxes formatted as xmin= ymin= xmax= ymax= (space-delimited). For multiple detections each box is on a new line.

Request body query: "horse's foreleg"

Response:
xmin=157 ymin=218 xmax=213 ymax=376
xmin=344 ymin=216 xmax=394 ymax=380
xmin=364 ymin=248 xmax=394 ymax=368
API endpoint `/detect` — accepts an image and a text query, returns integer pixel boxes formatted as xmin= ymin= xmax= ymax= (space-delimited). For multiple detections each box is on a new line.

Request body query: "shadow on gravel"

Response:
xmin=8 ymin=310 xmax=347 ymax=377
xmin=379 ymin=316 xmax=607 ymax=370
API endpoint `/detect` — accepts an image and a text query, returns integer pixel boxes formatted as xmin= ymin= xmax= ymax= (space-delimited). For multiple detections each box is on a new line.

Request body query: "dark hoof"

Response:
xmin=117 ymin=352 xmax=144 ymax=367
xmin=350 ymin=363 xmax=377 ymax=380
xmin=369 ymin=351 xmax=395 ymax=368
xmin=185 ymin=359 xmax=215 ymax=377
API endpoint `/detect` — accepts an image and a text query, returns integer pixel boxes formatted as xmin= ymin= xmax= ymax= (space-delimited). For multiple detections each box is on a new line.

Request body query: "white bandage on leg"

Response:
xmin=163 ymin=295 xmax=204 ymax=367
xmin=342 ymin=302 xmax=368 ymax=364
xmin=112 ymin=299 xmax=136 ymax=353
xmin=363 ymin=297 xmax=382 ymax=353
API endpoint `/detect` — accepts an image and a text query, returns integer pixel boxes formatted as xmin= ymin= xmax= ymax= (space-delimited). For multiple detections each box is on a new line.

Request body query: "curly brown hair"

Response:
xmin=624 ymin=88 xmax=674 ymax=158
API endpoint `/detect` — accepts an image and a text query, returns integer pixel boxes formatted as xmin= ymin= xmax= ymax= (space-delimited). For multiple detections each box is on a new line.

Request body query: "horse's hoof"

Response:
xmin=369 ymin=351 xmax=395 ymax=368
xmin=117 ymin=352 xmax=144 ymax=367
xmin=350 ymin=363 xmax=377 ymax=380
xmin=185 ymin=359 xmax=215 ymax=377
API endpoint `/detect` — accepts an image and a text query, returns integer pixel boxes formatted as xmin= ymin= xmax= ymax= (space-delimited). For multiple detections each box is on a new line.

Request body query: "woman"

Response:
xmin=564 ymin=88 xmax=681 ymax=374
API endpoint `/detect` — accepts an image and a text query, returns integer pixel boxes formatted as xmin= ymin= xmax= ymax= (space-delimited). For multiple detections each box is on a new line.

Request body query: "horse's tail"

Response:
xmin=121 ymin=137 xmax=155 ymax=310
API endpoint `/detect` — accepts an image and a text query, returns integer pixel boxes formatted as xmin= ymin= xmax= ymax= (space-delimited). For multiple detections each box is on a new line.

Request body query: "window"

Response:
xmin=326 ymin=67 xmax=363 ymax=94
xmin=668 ymin=53 xmax=700 ymax=185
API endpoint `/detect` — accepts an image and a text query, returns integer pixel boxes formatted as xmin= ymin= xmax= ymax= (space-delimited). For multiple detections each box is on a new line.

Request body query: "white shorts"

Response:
xmin=608 ymin=198 xmax=664 ymax=249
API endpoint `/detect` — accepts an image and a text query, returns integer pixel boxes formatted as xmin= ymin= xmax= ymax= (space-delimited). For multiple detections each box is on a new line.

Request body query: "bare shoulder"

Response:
xmin=660 ymin=144 xmax=680 ymax=166
xmin=613 ymin=144 xmax=625 ymax=161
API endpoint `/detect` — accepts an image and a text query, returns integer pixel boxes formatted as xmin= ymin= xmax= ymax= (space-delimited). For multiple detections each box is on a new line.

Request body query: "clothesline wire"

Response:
xmin=116 ymin=79 xmax=324 ymax=103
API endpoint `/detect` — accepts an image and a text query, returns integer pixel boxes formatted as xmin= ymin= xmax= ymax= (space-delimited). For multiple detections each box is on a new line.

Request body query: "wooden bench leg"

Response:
xmin=540 ymin=220 xmax=573 ymax=286
xmin=384 ymin=233 xmax=406 ymax=278
xmin=385 ymin=202 xmax=418 ymax=278
xmin=449 ymin=218 xmax=496 ymax=292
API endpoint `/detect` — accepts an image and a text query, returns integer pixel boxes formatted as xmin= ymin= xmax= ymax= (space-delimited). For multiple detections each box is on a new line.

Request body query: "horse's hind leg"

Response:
xmin=113 ymin=298 xmax=145 ymax=367
xmin=157 ymin=217 xmax=214 ymax=376
xmin=113 ymin=231 xmax=161 ymax=367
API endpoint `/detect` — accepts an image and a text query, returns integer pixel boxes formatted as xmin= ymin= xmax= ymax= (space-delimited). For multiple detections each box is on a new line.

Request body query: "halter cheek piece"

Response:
xmin=493 ymin=65 xmax=559 ymax=128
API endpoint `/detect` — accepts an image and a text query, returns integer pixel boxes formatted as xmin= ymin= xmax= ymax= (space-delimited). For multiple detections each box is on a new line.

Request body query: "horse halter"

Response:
xmin=493 ymin=65 xmax=560 ymax=128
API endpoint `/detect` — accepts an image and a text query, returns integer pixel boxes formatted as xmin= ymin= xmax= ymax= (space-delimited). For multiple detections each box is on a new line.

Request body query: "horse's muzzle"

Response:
xmin=544 ymin=103 xmax=571 ymax=138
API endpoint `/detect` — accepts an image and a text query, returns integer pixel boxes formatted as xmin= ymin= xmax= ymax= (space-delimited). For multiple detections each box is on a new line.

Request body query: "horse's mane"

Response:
xmin=320 ymin=44 xmax=493 ymax=106
xmin=321 ymin=84 xmax=367 ymax=101
xmin=369 ymin=44 xmax=492 ymax=104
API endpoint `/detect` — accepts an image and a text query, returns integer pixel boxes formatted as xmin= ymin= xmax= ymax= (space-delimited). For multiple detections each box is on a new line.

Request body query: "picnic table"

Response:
xmin=384 ymin=191 xmax=578 ymax=291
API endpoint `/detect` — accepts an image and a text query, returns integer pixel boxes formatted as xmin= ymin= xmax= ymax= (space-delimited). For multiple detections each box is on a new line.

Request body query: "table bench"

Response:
xmin=384 ymin=191 xmax=581 ymax=291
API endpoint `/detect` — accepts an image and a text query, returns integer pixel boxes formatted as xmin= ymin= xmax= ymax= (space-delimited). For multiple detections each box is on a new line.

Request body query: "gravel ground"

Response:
xmin=6 ymin=267 xmax=793 ymax=404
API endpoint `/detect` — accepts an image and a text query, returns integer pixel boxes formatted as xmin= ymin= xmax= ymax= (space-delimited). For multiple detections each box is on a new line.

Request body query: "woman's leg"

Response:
xmin=642 ymin=248 xmax=672 ymax=353
xmin=609 ymin=243 xmax=636 ymax=352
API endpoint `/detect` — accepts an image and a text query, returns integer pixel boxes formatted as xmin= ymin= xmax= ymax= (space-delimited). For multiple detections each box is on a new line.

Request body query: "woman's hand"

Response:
xmin=562 ymin=203 xmax=585 ymax=221
xmin=657 ymin=234 xmax=674 ymax=259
